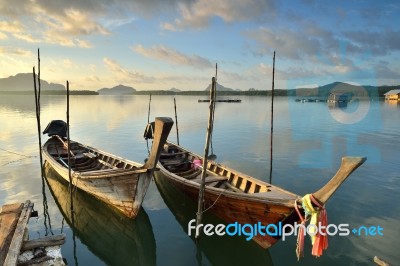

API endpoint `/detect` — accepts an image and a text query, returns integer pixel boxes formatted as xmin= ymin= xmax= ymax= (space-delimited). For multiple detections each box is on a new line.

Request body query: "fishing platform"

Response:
xmin=198 ymin=99 xmax=241 ymax=103
xmin=0 ymin=200 xmax=65 ymax=266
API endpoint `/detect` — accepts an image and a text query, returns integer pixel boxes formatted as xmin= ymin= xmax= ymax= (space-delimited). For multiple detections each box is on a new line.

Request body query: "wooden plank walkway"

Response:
xmin=0 ymin=201 xmax=33 ymax=266
xmin=0 ymin=200 xmax=65 ymax=266
xmin=0 ymin=203 xmax=24 ymax=264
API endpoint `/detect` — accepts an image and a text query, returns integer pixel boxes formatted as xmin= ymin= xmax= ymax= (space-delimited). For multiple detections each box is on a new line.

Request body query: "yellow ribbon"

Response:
xmin=302 ymin=194 xmax=319 ymax=244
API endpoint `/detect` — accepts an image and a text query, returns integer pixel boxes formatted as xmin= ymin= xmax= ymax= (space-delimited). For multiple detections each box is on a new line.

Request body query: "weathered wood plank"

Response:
xmin=20 ymin=234 xmax=66 ymax=252
xmin=0 ymin=203 xmax=23 ymax=265
xmin=4 ymin=201 xmax=33 ymax=266
xmin=374 ymin=256 xmax=391 ymax=266
xmin=17 ymin=255 xmax=53 ymax=266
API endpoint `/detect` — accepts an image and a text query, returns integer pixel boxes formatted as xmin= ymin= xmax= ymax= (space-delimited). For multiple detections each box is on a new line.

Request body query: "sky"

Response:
xmin=0 ymin=0 xmax=399 ymax=91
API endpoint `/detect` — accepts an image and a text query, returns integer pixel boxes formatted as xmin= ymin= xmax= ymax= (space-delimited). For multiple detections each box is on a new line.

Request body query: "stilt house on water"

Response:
xmin=327 ymin=93 xmax=349 ymax=103
xmin=384 ymin=89 xmax=400 ymax=101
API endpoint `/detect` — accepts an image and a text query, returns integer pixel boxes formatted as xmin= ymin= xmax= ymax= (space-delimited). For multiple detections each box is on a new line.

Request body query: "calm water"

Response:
xmin=0 ymin=94 xmax=399 ymax=266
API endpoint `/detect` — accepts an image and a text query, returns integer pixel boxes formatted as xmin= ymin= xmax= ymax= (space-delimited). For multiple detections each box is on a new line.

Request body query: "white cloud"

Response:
xmin=0 ymin=47 xmax=33 ymax=57
xmin=133 ymin=44 xmax=212 ymax=68
xmin=0 ymin=32 xmax=7 ymax=40
xmin=12 ymin=33 xmax=39 ymax=43
xmin=0 ymin=20 xmax=25 ymax=33
xmin=103 ymin=57 xmax=155 ymax=83
xmin=163 ymin=0 xmax=275 ymax=30
xmin=245 ymin=27 xmax=322 ymax=60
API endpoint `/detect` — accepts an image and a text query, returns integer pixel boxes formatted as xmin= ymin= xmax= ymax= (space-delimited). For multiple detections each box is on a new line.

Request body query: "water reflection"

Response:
xmin=1 ymin=95 xmax=399 ymax=265
xmin=44 ymin=163 xmax=156 ymax=266
xmin=154 ymin=174 xmax=274 ymax=266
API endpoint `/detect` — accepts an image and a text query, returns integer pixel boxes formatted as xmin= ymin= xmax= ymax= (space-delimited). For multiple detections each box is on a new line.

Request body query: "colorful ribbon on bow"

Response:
xmin=294 ymin=194 xmax=328 ymax=260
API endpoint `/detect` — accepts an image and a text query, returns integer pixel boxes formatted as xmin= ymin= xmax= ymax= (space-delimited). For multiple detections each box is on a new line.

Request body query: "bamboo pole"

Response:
xmin=174 ymin=97 xmax=180 ymax=145
xmin=208 ymin=63 xmax=217 ymax=160
xmin=195 ymin=77 xmax=216 ymax=239
xmin=66 ymin=81 xmax=74 ymax=212
xmin=269 ymin=51 xmax=275 ymax=184
xmin=33 ymin=49 xmax=43 ymax=171
xmin=147 ymin=93 xmax=152 ymax=124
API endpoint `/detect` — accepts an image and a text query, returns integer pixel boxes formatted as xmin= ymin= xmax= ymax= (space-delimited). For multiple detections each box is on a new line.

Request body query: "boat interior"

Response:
xmin=159 ymin=143 xmax=273 ymax=194
xmin=46 ymin=136 xmax=138 ymax=173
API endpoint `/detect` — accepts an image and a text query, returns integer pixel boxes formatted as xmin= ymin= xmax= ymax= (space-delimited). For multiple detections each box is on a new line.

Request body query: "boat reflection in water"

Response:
xmin=45 ymin=162 xmax=156 ymax=266
xmin=155 ymin=174 xmax=274 ymax=266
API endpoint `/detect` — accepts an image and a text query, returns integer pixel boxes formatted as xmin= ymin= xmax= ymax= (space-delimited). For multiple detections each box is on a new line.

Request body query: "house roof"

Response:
xmin=384 ymin=89 xmax=400 ymax=95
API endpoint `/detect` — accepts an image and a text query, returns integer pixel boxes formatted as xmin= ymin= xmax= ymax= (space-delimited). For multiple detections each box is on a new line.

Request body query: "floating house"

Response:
xmin=384 ymin=89 xmax=400 ymax=101
xmin=327 ymin=93 xmax=349 ymax=103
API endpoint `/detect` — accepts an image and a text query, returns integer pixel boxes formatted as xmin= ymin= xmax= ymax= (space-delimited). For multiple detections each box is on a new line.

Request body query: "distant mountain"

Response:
xmin=204 ymin=82 xmax=234 ymax=91
xmin=292 ymin=82 xmax=388 ymax=98
xmin=0 ymin=73 xmax=65 ymax=91
xmin=97 ymin=84 xmax=136 ymax=95
xmin=169 ymin=87 xmax=181 ymax=92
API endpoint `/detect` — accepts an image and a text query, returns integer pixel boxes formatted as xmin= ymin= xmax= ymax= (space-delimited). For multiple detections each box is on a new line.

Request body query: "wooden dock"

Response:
xmin=0 ymin=200 xmax=65 ymax=266
xmin=198 ymin=99 xmax=241 ymax=103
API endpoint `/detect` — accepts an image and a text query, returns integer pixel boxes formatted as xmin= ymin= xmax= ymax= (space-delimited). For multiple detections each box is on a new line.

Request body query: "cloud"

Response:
xmin=12 ymin=33 xmax=40 ymax=43
xmin=0 ymin=20 xmax=25 ymax=33
xmin=37 ymin=8 xmax=110 ymax=36
xmin=374 ymin=61 xmax=399 ymax=79
xmin=103 ymin=57 xmax=155 ymax=83
xmin=163 ymin=0 xmax=275 ymax=30
xmin=133 ymin=44 xmax=212 ymax=68
xmin=245 ymin=27 xmax=323 ymax=60
xmin=0 ymin=32 xmax=7 ymax=40
xmin=344 ymin=29 xmax=400 ymax=56
xmin=0 ymin=47 xmax=33 ymax=57
xmin=0 ymin=1 xmax=110 ymax=47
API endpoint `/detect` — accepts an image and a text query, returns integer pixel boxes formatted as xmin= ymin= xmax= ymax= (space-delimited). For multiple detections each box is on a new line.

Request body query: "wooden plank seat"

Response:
xmin=160 ymin=158 xmax=189 ymax=167
xmin=192 ymin=175 xmax=228 ymax=184
xmin=79 ymin=167 xmax=149 ymax=177
xmin=180 ymin=169 xmax=203 ymax=180
xmin=159 ymin=151 xmax=188 ymax=159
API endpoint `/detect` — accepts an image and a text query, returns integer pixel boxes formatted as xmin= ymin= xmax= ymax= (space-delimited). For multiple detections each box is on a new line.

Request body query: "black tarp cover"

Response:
xmin=43 ymin=120 xmax=68 ymax=137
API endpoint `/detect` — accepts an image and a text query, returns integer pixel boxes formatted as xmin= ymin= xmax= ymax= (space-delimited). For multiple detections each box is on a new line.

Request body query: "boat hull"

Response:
xmin=45 ymin=165 xmax=156 ymax=266
xmin=43 ymin=143 xmax=149 ymax=218
xmin=155 ymin=142 xmax=300 ymax=248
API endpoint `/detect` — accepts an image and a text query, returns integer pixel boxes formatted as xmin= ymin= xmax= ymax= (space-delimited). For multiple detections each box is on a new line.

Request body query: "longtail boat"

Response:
xmin=42 ymin=117 xmax=173 ymax=218
xmin=45 ymin=164 xmax=156 ymax=266
xmin=155 ymin=141 xmax=366 ymax=249
xmin=155 ymin=171 xmax=274 ymax=265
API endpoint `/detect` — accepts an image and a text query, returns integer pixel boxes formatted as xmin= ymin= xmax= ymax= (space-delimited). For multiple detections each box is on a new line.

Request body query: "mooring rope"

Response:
xmin=0 ymin=147 xmax=37 ymax=158
xmin=198 ymin=187 xmax=228 ymax=215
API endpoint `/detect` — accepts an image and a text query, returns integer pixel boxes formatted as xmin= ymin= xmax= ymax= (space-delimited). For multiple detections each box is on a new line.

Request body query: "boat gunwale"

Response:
xmin=42 ymin=138 xmax=144 ymax=177
xmin=158 ymin=141 xmax=300 ymax=207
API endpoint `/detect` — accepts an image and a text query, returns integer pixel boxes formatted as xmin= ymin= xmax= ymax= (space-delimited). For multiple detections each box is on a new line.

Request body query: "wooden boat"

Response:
xmin=42 ymin=117 xmax=173 ymax=219
xmin=155 ymin=171 xmax=273 ymax=266
xmin=44 ymin=164 xmax=156 ymax=266
xmin=155 ymin=141 xmax=366 ymax=249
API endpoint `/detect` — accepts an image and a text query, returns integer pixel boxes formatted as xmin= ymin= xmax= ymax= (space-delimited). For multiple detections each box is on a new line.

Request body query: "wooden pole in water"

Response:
xmin=174 ymin=97 xmax=180 ymax=145
xmin=195 ymin=77 xmax=216 ymax=239
xmin=33 ymin=49 xmax=43 ymax=172
xmin=66 ymin=81 xmax=74 ymax=212
xmin=208 ymin=63 xmax=217 ymax=160
xmin=147 ymin=93 xmax=152 ymax=124
xmin=269 ymin=51 xmax=275 ymax=184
